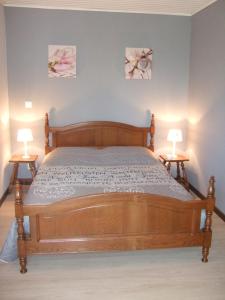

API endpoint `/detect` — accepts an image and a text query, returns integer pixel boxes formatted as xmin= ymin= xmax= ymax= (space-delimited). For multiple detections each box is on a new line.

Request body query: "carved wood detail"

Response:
xmin=44 ymin=113 xmax=155 ymax=153
xmin=14 ymin=114 xmax=215 ymax=273
xmin=149 ymin=114 xmax=155 ymax=152
xmin=45 ymin=113 xmax=50 ymax=154
xmin=15 ymin=181 xmax=27 ymax=273
xmin=202 ymin=176 xmax=215 ymax=263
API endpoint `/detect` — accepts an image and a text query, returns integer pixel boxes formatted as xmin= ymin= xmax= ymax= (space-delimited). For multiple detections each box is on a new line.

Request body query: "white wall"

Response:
xmin=0 ymin=5 xmax=11 ymax=197
xmin=188 ymin=0 xmax=225 ymax=213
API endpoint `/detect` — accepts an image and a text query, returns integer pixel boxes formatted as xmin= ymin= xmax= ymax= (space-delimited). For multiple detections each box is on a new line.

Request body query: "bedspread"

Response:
xmin=25 ymin=146 xmax=192 ymax=205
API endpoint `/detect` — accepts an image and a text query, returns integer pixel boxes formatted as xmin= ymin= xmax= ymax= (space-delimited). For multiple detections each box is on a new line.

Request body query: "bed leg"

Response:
xmin=19 ymin=257 xmax=27 ymax=274
xmin=15 ymin=180 xmax=27 ymax=273
xmin=202 ymin=176 xmax=215 ymax=263
xmin=202 ymin=247 xmax=209 ymax=263
xmin=201 ymin=209 xmax=212 ymax=263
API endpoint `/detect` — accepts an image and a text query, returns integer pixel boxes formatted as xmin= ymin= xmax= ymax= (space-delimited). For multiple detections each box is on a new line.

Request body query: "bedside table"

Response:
xmin=159 ymin=154 xmax=189 ymax=190
xmin=9 ymin=155 xmax=38 ymax=192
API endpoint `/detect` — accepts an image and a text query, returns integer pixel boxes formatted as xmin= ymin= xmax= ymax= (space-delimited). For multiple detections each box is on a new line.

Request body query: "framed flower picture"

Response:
xmin=48 ymin=45 xmax=76 ymax=78
xmin=125 ymin=48 xmax=153 ymax=80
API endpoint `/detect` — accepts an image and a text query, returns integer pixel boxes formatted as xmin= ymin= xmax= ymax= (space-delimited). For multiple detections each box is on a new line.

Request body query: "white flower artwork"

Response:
xmin=125 ymin=48 xmax=153 ymax=80
xmin=48 ymin=45 xmax=76 ymax=78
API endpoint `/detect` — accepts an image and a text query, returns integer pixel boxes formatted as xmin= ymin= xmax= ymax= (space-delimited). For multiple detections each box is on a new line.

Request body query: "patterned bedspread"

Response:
xmin=25 ymin=146 xmax=192 ymax=204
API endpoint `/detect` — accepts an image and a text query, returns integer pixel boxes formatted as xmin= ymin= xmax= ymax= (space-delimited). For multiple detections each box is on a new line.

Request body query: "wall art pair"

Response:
xmin=48 ymin=45 xmax=153 ymax=80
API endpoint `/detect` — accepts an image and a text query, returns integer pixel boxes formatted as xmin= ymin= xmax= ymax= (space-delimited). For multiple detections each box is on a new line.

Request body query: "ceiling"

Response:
xmin=0 ymin=0 xmax=218 ymax=16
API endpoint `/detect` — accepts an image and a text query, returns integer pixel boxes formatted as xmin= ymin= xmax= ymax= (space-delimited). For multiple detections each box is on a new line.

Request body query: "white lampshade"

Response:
xmin=167 ymin=129 xmax=183 ymax=142
xmin=17 ymin=128 xmax=33 ymax=158
xmin=17 ymin=128 xmax=33 ymax=142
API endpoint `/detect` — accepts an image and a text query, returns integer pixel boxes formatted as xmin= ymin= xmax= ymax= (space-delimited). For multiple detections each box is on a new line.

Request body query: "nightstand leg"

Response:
xmin=28 ymin=162 xmax=37 ymax=179
xmin=181 ymin=162 xmax=189 ymax=190
xmin=167 ymin=162 xmax=171 ymax=173
xmin=176 ymin=162 xmax=181 ymax=181
xmin=9 ymin=163 xmax=19 ymax=193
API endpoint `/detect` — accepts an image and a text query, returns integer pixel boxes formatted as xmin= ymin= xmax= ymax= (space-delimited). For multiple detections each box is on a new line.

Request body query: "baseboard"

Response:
xmin=189 ymin=183 xmax=225 ymax=222
xmin=214 ymin=207 xmax=225 ymax=222
xmin=189 ymin=183 xmax=205 ymax=200
xmin=1 ymin=179 xmax=32 ymax=207
xmin=0 ymin=188 xmax=9 ymax=207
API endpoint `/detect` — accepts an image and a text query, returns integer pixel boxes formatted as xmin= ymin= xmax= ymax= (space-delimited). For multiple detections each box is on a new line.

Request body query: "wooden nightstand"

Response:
xmin=9 ymin=155 xmax=38 ymax=192
xmin=159 ymin=154 xmax=189 ymax=190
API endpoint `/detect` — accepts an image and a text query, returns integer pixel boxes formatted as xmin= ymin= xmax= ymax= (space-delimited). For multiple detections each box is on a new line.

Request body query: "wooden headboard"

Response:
xmin=45 ymin=113 xmax=155 ymax=154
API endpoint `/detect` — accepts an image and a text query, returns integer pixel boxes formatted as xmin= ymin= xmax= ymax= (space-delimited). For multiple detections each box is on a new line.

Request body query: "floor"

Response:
xmin=0 ymin=192 xmax=225 ymax=300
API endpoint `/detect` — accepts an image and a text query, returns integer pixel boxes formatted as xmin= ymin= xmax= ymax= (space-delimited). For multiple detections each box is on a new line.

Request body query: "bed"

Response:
xmin=14 ymin=113 xmax=215 ymax=273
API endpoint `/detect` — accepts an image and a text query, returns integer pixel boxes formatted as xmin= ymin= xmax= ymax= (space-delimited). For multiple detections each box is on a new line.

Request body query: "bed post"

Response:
xmin=45 ymin=113 xmax=50 ymax=154
xmin=15 ymin=180 xmax=27 ymax=273
xmin=202 ymin=176 xmax=215 ymax=263
xmin=149 ymin=114 xmax=155 ymax=152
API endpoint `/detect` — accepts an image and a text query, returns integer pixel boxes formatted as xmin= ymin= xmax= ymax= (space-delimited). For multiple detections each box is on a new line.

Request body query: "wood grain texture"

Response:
xmin=1 ymin=194 xmax=224 ymax=300
xmin=1 ymin=194 xmax=225 ymax=300
xmin=16 ymin=178 xmax=215 ymax=272
xmin=159 ymin=154 xmax=189 ymax=163
xmin=23 ymin=192 xmax=206 ymax=255
xmin=44 ymin=113 xmax=155 ymax=154
xmin=13 ymin=114 xmax=215 ymax=273
xmin=9 ymin=155 xmax=38 ymax=163
xmin=159 ymin=154 xmax=190 ymax=190
xmin=8 ymin=156 xmax=38 ymax=193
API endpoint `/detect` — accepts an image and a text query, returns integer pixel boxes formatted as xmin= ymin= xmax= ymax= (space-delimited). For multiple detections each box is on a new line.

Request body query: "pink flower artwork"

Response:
xmin=125 ymin=48 xmax=153 ymax=80
xmin=48 ymin=45 xmax=76 ymax=78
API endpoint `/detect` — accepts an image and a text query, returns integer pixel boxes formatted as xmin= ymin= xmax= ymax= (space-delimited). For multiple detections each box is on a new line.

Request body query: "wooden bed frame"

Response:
xmin=15 ymin=113 xmax=215 ymax=273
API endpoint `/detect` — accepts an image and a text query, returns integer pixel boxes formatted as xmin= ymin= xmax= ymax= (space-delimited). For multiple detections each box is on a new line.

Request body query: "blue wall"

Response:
xmin=5 ymin=7 xmax=191 ymax=162
xmin=188 ymin=0 xmax=225 ymax=213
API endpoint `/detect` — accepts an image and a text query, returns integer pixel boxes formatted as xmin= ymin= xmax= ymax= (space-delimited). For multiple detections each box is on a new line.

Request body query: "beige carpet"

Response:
xmin=0 ymin=193 xmax=225 ymax=300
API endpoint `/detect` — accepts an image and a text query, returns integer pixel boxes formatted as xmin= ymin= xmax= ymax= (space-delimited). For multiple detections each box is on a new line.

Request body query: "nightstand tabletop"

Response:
xmin=9 ymin=155 xmax=38 ymax=163
xmin=159 ymin=154 xmax=189 ymax=162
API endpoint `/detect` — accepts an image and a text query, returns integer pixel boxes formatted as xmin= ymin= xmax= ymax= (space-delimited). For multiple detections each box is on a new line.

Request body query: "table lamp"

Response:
xmin=17 ymin=128 xmax=33 ymax=158
xmin=167 ymin=129 xmax=182 ymax=158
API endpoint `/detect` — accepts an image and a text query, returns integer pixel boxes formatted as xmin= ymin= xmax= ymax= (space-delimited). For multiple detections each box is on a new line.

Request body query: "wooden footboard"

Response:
xmin=15 ymin=177 xmax=215 ymax=273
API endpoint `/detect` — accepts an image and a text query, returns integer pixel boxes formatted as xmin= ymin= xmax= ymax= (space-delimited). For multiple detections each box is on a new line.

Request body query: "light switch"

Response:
xmin=25 ymin=101 xmax=32 ymax=108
